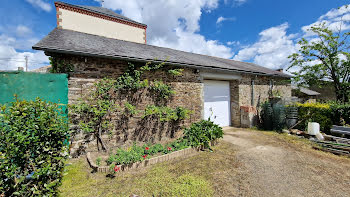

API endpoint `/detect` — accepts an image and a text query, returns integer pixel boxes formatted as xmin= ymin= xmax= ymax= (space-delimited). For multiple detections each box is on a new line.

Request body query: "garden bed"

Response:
xmin=87 ymin=140 xmax=218 ymax=173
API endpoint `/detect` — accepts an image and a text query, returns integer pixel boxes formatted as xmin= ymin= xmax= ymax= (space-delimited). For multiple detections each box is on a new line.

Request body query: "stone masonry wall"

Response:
xmin=230 ymin=74 xmax=291 ymax=127
xmin=51 ymin=54 xmax=203 ymax=156
xmin=51 ymin=53 xmax=291 ymax=155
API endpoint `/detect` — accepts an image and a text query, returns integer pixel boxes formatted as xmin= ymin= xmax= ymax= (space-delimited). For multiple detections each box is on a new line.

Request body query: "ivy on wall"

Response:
xmin=49 ymin=56 xmax=74 ymax=73
xmin=70 ymin=61 xmax=190 ymax=151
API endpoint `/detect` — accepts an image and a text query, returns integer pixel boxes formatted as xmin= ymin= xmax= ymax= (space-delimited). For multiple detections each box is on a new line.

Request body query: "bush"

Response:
xmin=0 ymin=98 xmax=69 ymax=196
xmin=330 ymin=103 xmax=350 ymax=126
xmin=183 ymin=120 xmax=223 ymax=148
xmin=294 ymin=102 xmax=333 ymax=132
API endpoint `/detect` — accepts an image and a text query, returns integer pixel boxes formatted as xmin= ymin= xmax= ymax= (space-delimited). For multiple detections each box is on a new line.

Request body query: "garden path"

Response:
xmin=223 ymin=128 xmax=350 ymax=197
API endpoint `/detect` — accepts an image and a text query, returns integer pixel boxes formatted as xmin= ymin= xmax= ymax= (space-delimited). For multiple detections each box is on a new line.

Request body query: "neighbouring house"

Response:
xmin=292 ymin=85 xmax=320 ymax=103
xmin=33 ymin=1 xmax=292 ymax=155
xmin=31 ymin=65 xmax=52 ymax=73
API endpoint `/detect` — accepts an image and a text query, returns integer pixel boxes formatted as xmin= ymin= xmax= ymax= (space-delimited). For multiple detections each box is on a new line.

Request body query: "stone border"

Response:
xmin=87 ymin=147 xmax=198 ymax=173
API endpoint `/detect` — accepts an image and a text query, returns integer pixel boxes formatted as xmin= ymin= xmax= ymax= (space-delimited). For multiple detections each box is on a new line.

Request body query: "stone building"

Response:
xmin=33 ymin=2 xmax=291 ymax=154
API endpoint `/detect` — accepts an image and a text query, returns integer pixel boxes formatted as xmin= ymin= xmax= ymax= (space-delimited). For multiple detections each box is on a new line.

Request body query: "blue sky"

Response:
xmin=0 ymin=0 xmax=349 ymax=71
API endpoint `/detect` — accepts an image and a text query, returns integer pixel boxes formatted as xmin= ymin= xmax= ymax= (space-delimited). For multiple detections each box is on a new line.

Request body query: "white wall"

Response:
xmin=59 ymin=8 xmax=146 ymax=44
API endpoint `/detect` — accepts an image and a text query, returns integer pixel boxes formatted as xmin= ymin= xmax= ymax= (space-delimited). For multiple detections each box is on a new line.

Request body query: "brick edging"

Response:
xmin=87 ymin=147 xmax=198 ymax=173
xmin=87 ymin=140 xmax=218 ymax=173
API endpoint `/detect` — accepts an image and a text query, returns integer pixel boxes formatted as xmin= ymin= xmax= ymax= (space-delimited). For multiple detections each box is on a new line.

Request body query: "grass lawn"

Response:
xmin=59 ymin=141 xmax=242 ymax=197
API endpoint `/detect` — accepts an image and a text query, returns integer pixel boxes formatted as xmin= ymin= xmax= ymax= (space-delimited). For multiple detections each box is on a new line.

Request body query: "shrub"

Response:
xmin=183 ymin=120 xmax=223 ymax=148
xmin=330 ymin=103 xmax=350 ymax=126
xmin=0 ymin=98 xmax=69 ymax=196
xmin=294 ymin=102 xmax=332 ymax=132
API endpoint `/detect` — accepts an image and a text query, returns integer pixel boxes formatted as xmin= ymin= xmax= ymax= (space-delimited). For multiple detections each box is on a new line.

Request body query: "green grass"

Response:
xmin=60 ymin=142 xmax=239 ymax=197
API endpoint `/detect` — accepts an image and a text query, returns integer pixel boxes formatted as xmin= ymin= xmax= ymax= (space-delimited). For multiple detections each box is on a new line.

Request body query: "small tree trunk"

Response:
xmin=96 ymin=125 xmax=108 ymax=151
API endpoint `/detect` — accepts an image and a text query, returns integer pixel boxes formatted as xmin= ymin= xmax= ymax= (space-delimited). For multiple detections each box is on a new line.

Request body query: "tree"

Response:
xmin=288 ymin=22 xmax=350 ymax=103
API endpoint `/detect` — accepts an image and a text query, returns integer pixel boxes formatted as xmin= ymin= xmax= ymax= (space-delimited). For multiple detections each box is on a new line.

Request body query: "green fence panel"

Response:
xmin=0 ymin=71 xmax=68 ymax=114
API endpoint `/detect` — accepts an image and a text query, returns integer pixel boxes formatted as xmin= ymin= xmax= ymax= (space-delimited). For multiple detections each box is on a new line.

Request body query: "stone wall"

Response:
xmin=50 ymin=53 xmax=292 ymax=155
xmin=229 ymin=74 xmax=292 ymax=127
xmin=51 ymin=54 xmax=203 ymax=156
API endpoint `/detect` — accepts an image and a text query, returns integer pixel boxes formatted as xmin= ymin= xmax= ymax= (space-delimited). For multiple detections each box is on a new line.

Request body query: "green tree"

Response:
xmin=288 ymin=21 xmax=350 ymax=102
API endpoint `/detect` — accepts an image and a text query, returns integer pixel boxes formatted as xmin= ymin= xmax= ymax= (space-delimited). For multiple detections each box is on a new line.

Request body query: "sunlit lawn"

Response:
xmin=60 ymin=141 xmax=240 ymax=197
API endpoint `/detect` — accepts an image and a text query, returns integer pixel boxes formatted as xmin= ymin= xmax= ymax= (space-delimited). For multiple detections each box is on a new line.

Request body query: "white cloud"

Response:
xmin=25 ymin=0 xmax=52 ymax=12
xmin=216 ymin=16 xmax=236 ymax=25
xmin=152 ymin=28 xmax=233 ymax=59
xmin=302 ymin=5 xmax=350 ymax=36
xmin=233 ymin=23 xmax=297 ymax=69
xmin=101 ymin=0 xmax=233 ymax=59
xmin=227 ymin=41 xmax=240 ymax=46
xmin=0 ymin=34 xmax=49 ymax=71
xmin=16 ymin=25 xmax=32 ymax=37
xmin=233 ymin=4 xmax=350 ymax=70
xmin=224 ymin=0 xmax=248 ymax=6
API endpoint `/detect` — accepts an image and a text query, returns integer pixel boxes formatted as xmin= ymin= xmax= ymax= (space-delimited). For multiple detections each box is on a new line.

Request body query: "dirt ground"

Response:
xmin=60 ymin=128 xmax=350 ymax=197
xmin=223 ymin=128 xmax=350 ymax=197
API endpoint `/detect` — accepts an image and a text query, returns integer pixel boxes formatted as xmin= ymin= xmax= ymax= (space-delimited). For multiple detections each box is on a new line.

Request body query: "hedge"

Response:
xmin=0 ymin=98 xmax=69 ymax=196
xmin=292 ymin=102 xmax=350 ymax=133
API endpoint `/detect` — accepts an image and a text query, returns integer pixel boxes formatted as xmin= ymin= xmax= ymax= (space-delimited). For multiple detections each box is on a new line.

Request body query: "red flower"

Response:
xmin=167 ymin=147 xmax=172 ymax=151
xmin=142 ymin=154 xmax=148 ymax=159
xmin=145 ymin=147 xmax=149 ymax=151
xmin=114 ymin=165 xmax=120 ymax=172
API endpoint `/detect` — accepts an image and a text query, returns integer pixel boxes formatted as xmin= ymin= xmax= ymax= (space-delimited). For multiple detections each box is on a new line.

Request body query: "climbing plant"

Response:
xmin=70 ymin=61 xmax=190 ymax=152
xmin=49 ymin=56 xmax=74 ymax=73
xmin=70 ymin=78 xmax=119 ymax=151
xmin=142 ymin=105 xmax=191 ymax=121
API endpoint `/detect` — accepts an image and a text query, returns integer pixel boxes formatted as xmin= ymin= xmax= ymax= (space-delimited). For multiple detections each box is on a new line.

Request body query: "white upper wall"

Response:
xmin=57 ymin=7 xmax=146 ymax=44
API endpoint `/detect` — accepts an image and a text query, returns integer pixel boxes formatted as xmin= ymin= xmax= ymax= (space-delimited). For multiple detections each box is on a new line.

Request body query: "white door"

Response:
xmin=204 ymin=80 xmax=230 ymax=126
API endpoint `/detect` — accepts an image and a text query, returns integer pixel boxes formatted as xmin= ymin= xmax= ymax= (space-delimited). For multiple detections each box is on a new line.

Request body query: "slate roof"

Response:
xmin=292 ymin=86 xmax=320 ymax=96
xmin=56 ymin=1 xmax=147 ymax=27
xmin=33 ymin=28 xmax=291 ymax=78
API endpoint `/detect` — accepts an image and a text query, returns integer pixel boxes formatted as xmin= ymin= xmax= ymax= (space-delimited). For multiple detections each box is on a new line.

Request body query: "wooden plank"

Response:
xmin=330 ymin=129 xmax=350 ymax=136
xmin=323 ymin=135 xmax=350 ymax=144
xmin=314 ymin=146 xmax=350 ymax=157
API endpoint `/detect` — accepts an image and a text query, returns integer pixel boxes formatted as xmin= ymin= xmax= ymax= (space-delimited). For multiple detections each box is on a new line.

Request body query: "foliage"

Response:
xmin=71 ymin=61 xmax=190 ymax=153
xmin=330 ymin=102 xmax=350 ymax=125
xmin=107 ymin=139 xmax=189 ymax=167
xmin=149 ymin=80 xmax=175 ymax=99
xmin=140 ymin=61 xmax=166 ymax=71
xmin=0 ymin=98 xmax=69 ymax=196
xmin=49 ymin=56 xmax=74 ymax=73
xmin=183 ymin=119 xmax=223 ymax=148
xmin=116 ymin=63 xmax=149 ymax=91
xmin=123 ymin=102 xmax=139 ymax=115
xmin=292 ymin=102 xmax=350 ymax=132
xmin=70 ymin=78 xmax=119 ymax=151
xmin=143 ymin=105 xmax=191 ymax=122
xmin=96 ymin=157 xmax=102 ymax=166
xmin=288 ymin=21 xmax=350 ymax=102
xmin=168 ymin=68 xmax=184 ymax=76
xmin=291 ymin=103 xmax=332 ymax=132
